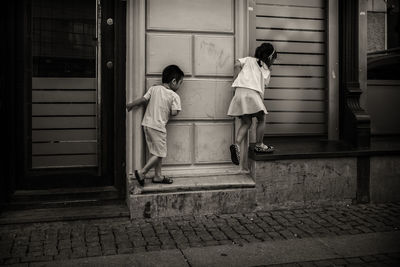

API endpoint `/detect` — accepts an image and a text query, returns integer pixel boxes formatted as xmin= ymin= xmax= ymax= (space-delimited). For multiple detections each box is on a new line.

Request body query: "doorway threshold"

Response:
xmin=137 ymin=173 xmax=255 ymax=194
xmin=5 ymin=186 xmax=122 ymax=211
xmin=0 ymin=203 xmax=129 ymax=225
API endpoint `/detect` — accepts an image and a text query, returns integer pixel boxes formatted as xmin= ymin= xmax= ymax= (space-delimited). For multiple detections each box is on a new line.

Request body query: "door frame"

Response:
xmin=126 ymin=0 xmax=249 ymax=177
xmin=2 ymin=0 xmax=126 ymax=197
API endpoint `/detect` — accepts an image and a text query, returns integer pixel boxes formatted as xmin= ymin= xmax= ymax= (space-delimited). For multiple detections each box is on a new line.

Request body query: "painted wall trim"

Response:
xmin=236 ymin=0 xmax=251 ymax=169
xmin=359 ymin=0 xmax=368 ymax=111
xmin=126 ymin=0 xmax=146 ymax=183
xmin=248 ymin=0 xmax=257 ymax=147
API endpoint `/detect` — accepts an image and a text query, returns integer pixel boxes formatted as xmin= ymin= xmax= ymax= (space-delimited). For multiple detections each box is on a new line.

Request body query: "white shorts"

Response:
xmin=143 ymin=126 xmax=167 ymax=158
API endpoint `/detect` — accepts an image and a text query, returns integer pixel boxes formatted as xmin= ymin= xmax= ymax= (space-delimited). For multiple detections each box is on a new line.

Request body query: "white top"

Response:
xmin=232 ymin=57 xmax=271 ymax=96
xmin=142 ymin=85 xmax=181 ymax=133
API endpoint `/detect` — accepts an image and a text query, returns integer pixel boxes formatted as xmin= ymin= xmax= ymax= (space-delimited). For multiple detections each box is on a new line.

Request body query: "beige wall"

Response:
xmin=145 ymin=0 xmax=236 ymax=169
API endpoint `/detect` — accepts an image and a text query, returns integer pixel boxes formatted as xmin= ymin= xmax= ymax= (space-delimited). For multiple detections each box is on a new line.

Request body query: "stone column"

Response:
xmin=339 ymin=0 xmax=371 ymax=148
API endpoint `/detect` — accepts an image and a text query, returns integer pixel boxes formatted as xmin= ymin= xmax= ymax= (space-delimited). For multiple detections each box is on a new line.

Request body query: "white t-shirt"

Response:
xmin=141 ymin=85 xmax=181 ymax=133
xmin=232 ymin=57 xmax=271 ymax=96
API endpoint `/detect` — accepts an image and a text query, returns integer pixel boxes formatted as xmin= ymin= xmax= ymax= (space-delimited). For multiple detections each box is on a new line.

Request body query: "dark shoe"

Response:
xmin=152 ymin=176 xmax=173 ymax=184
xmin=254 ymin=144 xmax=274 ymax=153
xmin=230 ymin=144 xmax=240 ymax=165
xmin=134 ymin=170 xmax=145 ymax=186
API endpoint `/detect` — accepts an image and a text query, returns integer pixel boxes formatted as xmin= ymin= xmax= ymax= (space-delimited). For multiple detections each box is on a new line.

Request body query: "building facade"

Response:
xmin=1 ymin=0 xmax=399 ymax=217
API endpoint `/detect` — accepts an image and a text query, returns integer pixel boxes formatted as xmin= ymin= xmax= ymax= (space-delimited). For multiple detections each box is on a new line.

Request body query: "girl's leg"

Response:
xmin=235 ymin=115 xmax=252 ymax=145
xmin=254 ymin=111 xmax=274 ymax=153
xmin=255 ymin=111 xmax=266 ymax=145
xmin=135 ymin=155 xmax=160 ymax=186
xmin=230 ymin=115 xmax=252 ymax=165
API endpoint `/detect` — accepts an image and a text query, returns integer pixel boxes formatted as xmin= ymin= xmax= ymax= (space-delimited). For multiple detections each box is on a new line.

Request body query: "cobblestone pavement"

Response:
xmin=0 ymin=203 xmax=399 ymax=265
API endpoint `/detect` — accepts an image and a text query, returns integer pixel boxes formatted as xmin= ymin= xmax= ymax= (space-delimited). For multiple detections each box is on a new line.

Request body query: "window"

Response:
xmin=367 ymin=0 xmax=400 ymax=80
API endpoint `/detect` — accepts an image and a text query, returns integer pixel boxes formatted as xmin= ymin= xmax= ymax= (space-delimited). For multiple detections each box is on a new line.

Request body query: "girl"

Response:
xmin=227 ymin=42 xmax=277 ymax=165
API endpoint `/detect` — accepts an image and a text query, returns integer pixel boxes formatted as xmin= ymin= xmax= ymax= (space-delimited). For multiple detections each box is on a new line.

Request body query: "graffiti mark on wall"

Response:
xmin=200 ymin=40 xmax=230 ymax=69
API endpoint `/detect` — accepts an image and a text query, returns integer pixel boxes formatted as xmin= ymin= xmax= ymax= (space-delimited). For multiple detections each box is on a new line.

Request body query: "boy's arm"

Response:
xmin=170 ymin=94 xmax=181 ymax=116
xmin=126 ymin=97 xmax=148 ymax=111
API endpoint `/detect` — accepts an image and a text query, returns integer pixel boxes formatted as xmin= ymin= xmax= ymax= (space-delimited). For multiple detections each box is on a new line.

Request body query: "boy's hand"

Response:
xmin=126 ymin=103 xmax=135 ymax=112
xmin=126 ymin=97 xmax=148 ymax=112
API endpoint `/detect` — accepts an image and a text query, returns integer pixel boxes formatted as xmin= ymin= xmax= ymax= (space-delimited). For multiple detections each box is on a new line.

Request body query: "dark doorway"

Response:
xmin=4 ymin=0 xmax=126 ymax=193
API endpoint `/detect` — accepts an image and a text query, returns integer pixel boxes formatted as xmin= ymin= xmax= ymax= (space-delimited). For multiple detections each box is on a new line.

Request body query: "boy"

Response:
xmin=126 ymin=65 xmax=184 ymax=186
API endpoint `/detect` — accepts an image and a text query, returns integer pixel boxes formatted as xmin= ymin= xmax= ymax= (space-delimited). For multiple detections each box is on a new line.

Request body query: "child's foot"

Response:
xmin=152 ymin=176 xmax=173 ymax=184
xmin=134 ymin=170 xmax=145 ymax=186
xmin=230 ymin=144 xmax=240 ymax=165
xmin=254 ymin=143 xmax=274 ymax=153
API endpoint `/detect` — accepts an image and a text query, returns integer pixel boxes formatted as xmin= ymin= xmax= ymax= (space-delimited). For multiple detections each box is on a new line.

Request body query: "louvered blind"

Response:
xmin=31 ymin=0 xmax=98 ymax=169
xmin=256 ymin=0 xmax=326 ymax=135
xmin=31 ymin=78 xmax=98 ymax=168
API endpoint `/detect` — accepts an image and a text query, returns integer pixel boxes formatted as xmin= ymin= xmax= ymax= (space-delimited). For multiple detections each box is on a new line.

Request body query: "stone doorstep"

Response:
xmin=139 ymin=174 xmax=256 ymax=194
xmin=129 ymin=174 xmax=257 ymax=218
xmin=129 ymin=187 xmax=257 ymax=218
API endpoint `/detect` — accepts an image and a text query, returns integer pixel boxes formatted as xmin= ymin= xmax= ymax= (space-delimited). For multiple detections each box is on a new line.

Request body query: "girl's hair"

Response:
xmin=254 ymin=43 xmax=277 ymax=68
xmin=162 ymin=65 xmax=184 ymax=83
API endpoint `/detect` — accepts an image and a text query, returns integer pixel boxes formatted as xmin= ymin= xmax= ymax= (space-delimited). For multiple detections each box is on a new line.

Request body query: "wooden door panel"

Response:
xmin=14 ymin=0 xmax=122 ymax=189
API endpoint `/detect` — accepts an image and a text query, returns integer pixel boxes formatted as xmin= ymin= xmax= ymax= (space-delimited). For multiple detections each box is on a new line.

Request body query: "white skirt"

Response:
xmin=227 ymin=87 xmax=267 ymax=117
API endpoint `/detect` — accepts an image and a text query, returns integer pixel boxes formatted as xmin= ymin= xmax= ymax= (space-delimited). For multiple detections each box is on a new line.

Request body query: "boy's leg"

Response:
xmin=140 ymin=155 xmax=159 ymax=176
xmin=153 ymin=157 xmax=162 ymax=179
xmin=152 ymin=157 xmax=173 ymax=183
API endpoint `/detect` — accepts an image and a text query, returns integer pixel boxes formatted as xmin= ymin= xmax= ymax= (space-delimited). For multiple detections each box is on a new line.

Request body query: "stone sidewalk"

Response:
xmin=0 ymin=202 xmax=399 ymax=266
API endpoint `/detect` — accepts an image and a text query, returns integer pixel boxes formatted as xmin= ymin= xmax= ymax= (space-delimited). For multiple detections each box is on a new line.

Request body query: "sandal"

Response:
xmin=134 ymin=170 xmax=145 ymax=186
xmin=230 ymin=144 xmax=240 ymax=165
xmin=152 ymin=176 xmax=173 ymax=184
xmin=254 ymin=144 xmax=274 ymax=153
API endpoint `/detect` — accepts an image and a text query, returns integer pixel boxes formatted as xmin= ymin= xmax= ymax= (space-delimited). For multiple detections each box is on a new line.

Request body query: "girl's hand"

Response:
xmin=233 ymin=60 xmax=242 ymax=80
xmin=170 ymin=110 xmax=179 ymax=116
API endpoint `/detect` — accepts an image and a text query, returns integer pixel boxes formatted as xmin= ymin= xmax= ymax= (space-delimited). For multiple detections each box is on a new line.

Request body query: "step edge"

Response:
xmin=13 ymin=186 xmax=118 ymax=196
xmin=140 ymin=183 xmax=256 ymax=194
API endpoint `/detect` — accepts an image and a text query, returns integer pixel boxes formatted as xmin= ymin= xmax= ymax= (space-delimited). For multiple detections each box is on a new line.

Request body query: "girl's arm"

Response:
xmin=170 ymin=110 xmax=180 ymax=116
xmin=233 ymin=59 xmax=242 ymax=80
xmin=126 ymin=97 xmax=148 ymax=111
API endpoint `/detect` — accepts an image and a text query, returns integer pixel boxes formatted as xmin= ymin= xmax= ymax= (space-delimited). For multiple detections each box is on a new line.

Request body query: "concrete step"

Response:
xmin=141 ymin=173 xmax=255 ymax=194
xmin=129 ymin=174 xmax=257 ymax=218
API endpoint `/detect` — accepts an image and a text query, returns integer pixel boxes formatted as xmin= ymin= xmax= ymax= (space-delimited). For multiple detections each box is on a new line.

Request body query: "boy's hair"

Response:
xmin=254 ymin=43 xmax=277 ymax=68
xmin=162 ymin=65 xmax=184 ymax=83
